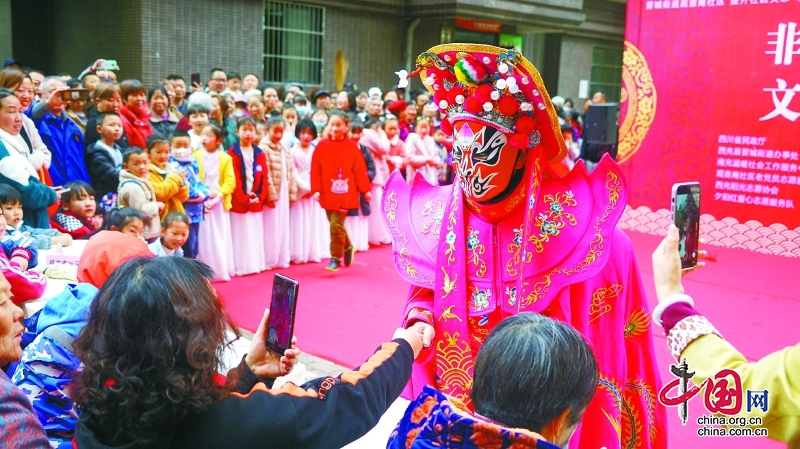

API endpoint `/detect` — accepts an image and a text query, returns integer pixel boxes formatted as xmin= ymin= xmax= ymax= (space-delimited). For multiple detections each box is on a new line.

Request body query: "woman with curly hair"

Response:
xmin=73 ymin=256 xmax=423 ymax=448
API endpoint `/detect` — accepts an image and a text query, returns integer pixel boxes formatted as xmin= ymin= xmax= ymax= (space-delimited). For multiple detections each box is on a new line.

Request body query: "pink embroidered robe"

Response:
xmin=383 ymin=153 xmax=667 ymax=449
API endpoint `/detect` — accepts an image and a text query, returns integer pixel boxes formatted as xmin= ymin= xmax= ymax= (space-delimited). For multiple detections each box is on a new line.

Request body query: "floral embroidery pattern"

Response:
xmin=589 ymin=284 xmax=622 ymax=323
xmin=529 ymin=191 xmax=578 ymax=253
xmin=466 ymin=226 xmax=487 ymax=277
xmin=521 ymin=171 xmax=623 ymax=307
xmin=469 ymin=286 xmax=492 ymax=312
xmin=444 ymin=186 xmax=459 ymax=265
xmin=422 ymin=200 xmax=445 ymax=236
xmin=506 ymin=226 xmax=531 ymax=277
xmin=384 ymin=192 xmax=434 ymax=285
xmin=506 ymin=286 xmax=517 ymax=306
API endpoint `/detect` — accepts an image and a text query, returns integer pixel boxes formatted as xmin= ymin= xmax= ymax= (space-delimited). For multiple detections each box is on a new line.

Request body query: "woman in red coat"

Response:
xmin=119 ymin=79 xmax=154 ymax=148
xmin=310 ymin=111 xmax=372 ymax=272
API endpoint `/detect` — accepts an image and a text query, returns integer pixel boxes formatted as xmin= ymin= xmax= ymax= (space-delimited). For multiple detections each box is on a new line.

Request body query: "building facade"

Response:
xmin=2 ymin=0 xmax=625 ymax=102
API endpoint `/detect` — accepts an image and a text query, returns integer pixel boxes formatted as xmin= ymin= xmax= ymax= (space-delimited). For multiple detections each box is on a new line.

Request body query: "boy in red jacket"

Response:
xmin=310 ymin=112 xmax=372 ymax=272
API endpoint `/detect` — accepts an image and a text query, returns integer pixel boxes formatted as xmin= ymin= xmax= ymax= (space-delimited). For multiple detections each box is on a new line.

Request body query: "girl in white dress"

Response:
xmin=359 ymin=119 xmax=393 ymax=245
xmin=404 ymin=119 xmax=440 ymax=186
xmin=195 ymin=122 xmax=236 ymax=281
xmin=344 ymin=121 xmax=374 ymax=252
xmin=289 ymin=119 xmax=330 ymax=263
xmin=227 ymin=117 xmax=268 ymax=275
xmin=260 ymin=116 xmax=297 ymax=270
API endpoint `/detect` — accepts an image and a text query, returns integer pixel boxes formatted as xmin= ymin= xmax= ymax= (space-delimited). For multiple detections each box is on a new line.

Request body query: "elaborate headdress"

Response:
xmin=397 ymin=44 xmax=567 ymax=168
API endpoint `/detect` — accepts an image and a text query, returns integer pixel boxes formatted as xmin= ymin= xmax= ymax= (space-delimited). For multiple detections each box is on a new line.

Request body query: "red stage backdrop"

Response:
xmin=618 ymin=0 xmax=800 ymax=257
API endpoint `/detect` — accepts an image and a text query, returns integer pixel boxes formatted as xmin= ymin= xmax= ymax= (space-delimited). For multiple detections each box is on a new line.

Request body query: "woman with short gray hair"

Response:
xmin=389 ymin=312 xmax=598 ymax=449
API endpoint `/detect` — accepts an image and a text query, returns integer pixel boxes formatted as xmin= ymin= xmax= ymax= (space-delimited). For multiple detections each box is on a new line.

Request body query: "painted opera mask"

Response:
xmin=452 ymin=120 xmax=526 ymax=204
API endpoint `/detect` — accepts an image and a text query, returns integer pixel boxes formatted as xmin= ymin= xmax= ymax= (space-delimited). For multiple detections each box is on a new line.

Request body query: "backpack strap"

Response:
xmin=43 ymin=326 xmax=75 ymax=351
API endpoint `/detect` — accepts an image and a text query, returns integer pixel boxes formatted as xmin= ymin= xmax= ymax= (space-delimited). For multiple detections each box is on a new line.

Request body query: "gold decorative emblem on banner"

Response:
xmin=618 ymin=41 xmax=657 ymax=164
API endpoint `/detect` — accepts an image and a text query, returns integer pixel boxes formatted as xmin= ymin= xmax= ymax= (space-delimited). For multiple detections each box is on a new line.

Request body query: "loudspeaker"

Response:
xmin=584 ymin=103 xmax=619 ymax=145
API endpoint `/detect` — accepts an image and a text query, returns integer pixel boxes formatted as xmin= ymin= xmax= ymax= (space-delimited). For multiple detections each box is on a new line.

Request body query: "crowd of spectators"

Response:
xmin=0 ymin=57 xmax=796 ymax=449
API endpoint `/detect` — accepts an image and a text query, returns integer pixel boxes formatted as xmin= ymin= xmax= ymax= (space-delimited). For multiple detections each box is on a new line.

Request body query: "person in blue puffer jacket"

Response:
xmin=11 ymin=231 xmax=154 ymax=448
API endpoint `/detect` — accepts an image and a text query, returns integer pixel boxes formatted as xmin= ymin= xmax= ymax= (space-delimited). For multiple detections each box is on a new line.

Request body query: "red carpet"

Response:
xmin=215 ymin=232 xmax=799 ymax=448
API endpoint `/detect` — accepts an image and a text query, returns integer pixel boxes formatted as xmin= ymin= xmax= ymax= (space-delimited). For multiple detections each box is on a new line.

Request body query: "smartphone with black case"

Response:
xmin=265 ymin=274 xmax=299 ymax=356
xmin=60 ymin=88 xmax=89 ymax=102
xmin=190 ymin=72 xmax=200 ymax=88
xmin=671 ymin=182 xmax=701 ymax=270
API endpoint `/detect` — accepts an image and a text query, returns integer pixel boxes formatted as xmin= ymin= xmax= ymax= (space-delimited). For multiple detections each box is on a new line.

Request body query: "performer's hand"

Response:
xmin=364 ymin=192 xmax=372 ymax=203
xmin=652 ymin=225 xmax=686 ymax=302
xmin=313 ymin=192 xmax=320 ymax=200
xmin=393 ymin=327 xmax=424 ymax=359
xmin=245 ymin=308 xmax=300 ymax=378
xmin=406 ymin=321 xmax=435 ymax=349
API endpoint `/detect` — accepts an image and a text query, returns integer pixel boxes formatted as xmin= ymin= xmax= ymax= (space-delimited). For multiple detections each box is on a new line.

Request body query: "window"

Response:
xmin=264 ymin=1 xmax=324 ymax=86
xmin=590 ymin=46 xmax=623 ymax=102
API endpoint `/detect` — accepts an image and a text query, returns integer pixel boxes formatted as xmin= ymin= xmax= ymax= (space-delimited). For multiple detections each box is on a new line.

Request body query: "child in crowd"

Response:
xmin=0 ymin=212 xmax=45 ymax=303
xmin=102 ymin=207 xmax=144 ymax=240
xmin=186 ymin=104 xmax=210 ymax=149
xmin=404 ymin=118 xmax=440 ymax=186
xmin=194 ymin=123 xmax=236 ymax=281
xmin=289 ymin=119 xmax=329 ymax=264
xmin=118 ymin=147 xmax=163 ymax=241
xmin=359 ymin=118 xmax=393 ymax=245
xmin=225 ymin=71 xmax=243 ymax=97
xmin=255 ymin=121 xmax=268 ymax=146
xmin=383 ymin=117 xmax=407 ymax=177
xmin=149 ymin=211 xmax=190 ymax=257
xmin=0 ymin=184 xmax=71 ymax=249
xmin=85 ymin=111 xmax=125 ymax=212
xmin=280 ymin=104 xmax=299 ymax=149
xmin=169 ymin=130 xmax=208 ymax=258
xmin=51 ymin=181 xmax=103 ymax=240
xmin=260 ymin=116 xmax=297 ymax=270
xmin=345 ymin=121 xmax=375 ymax=252
xmin=228 ymin=117 xmax=269 ymax=275
xmin=310 ymin=111 xmax=372 ymax=272
xmin=146 ymin=134 xmax=189 ymax=218
xmin=433 ymin=126 xmax=453 ymax=185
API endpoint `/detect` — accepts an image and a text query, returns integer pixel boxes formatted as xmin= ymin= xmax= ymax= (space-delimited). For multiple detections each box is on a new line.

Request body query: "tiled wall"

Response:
xmin=139 ymin=0 xmax=263 ymax=86
xmin=0 ymin=0 xmax=12 ymax=62
xmin=319 ymin=6 xmax=405 ymax=93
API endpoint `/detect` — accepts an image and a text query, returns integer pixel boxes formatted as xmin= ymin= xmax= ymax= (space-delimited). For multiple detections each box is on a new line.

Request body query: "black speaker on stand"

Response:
xmin=581 ymin=103 xmax=620 ymax=163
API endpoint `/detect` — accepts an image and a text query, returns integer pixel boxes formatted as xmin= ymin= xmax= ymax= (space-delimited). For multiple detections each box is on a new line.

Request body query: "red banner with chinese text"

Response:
xmin=620 ymin=0 xmax=800 ymax=229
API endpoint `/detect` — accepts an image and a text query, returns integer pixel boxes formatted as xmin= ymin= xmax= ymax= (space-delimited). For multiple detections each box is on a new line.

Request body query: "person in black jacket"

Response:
xmin=347 ymin=119 xmax=376 ymax=218
xmin=84 ymin=83 xmax=130 ymax=150
xmin=85 ymin=111 xmax=124 ymax=202
xmin=73 ymin=256 xmax=423 ymax=449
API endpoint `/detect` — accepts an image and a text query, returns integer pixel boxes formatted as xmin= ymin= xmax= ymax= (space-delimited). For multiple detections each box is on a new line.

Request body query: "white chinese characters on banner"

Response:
xmin=767 ymin=22 xmax=800 ymax=66
xmin=713 ymin=135 xmax=798 ymax=209
xmin=760 ymin=79 xmax=800 ymax=121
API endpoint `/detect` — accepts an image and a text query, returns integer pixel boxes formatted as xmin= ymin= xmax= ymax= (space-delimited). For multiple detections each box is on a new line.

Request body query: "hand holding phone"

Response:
xmin=671 ymin=182 xmax=701 ymax=270
xmin=245 ymin=308 xmax=300 ymax=378
xmin=265 ymin=274 xmax=299 ymax=356
xmin=60 ymin=88 xmax=89 ymax=102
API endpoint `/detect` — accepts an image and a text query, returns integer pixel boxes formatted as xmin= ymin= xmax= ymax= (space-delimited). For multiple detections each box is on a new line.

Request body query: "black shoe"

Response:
xmin=343 ymin=245 xmax=355 ymax=267
xmin=325 ymin=258 xmax=340 ymax=272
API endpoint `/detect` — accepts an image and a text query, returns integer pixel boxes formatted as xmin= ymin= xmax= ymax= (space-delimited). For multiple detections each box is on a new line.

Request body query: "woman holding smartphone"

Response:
xmin=72 ymin=257 xmax=424 ymax=449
